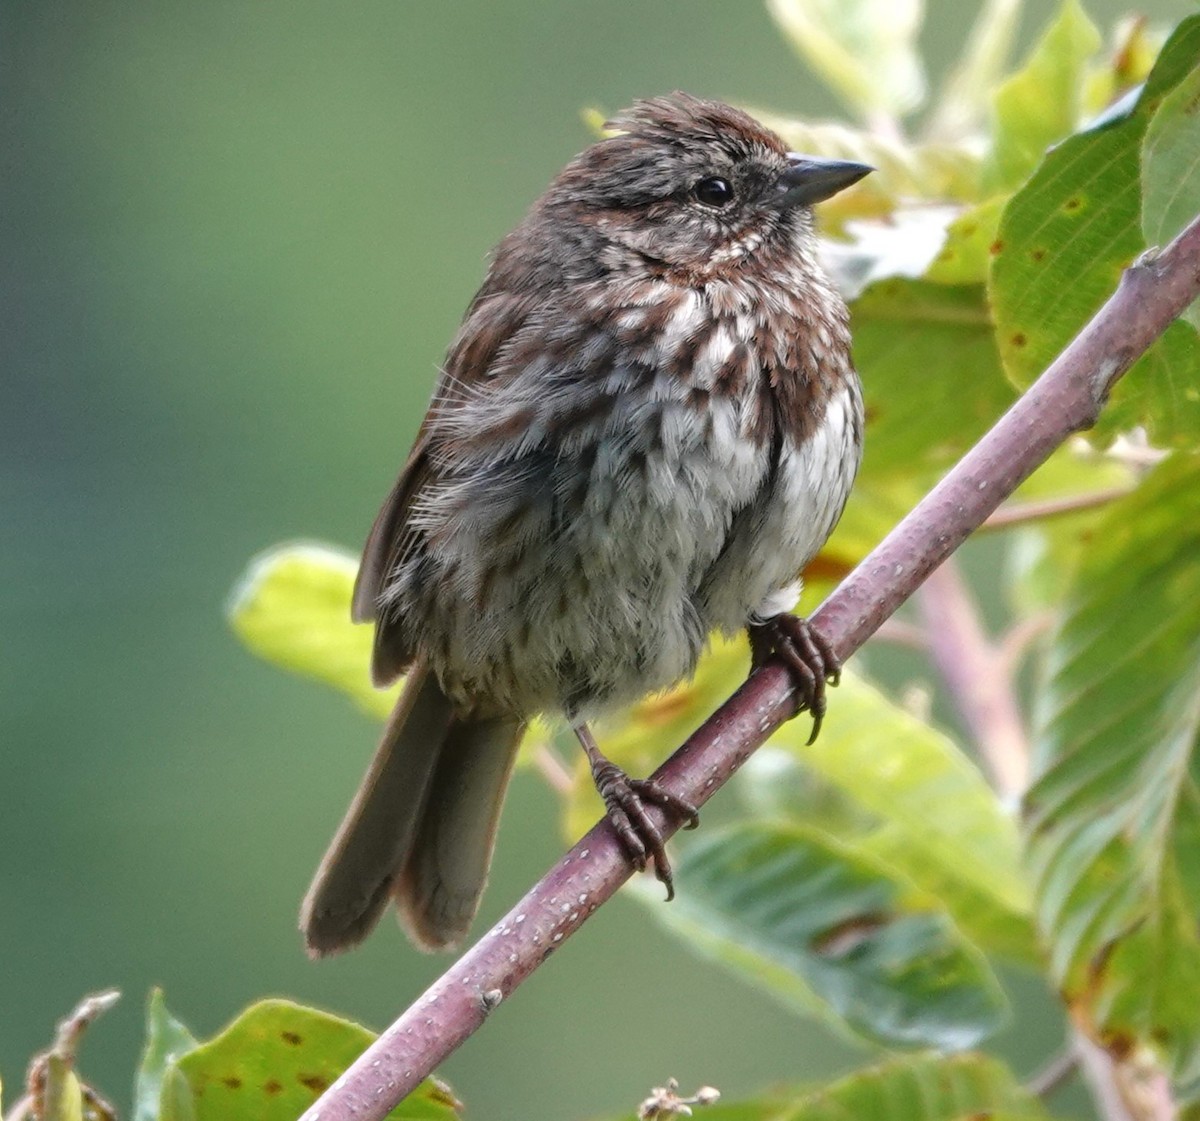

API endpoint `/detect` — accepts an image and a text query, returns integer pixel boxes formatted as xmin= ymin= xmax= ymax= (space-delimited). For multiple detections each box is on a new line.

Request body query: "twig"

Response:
xmin=301 ymin=214 xmax=1200 ymax=1121
xmin=916 ymin=558 xmax=1029 ymax=795
xmin=872 ymin=617 xmax=930 ymax=650
xmin=996 ymin=611 xmax=1053 ymax=679
xmin=1025 ymin=1044 xmax=1080 ymax=1100
xmin=980 ymin=485 xmax=1131 ymax=531
xmin=5 ymin=990 xmax=121 ymax=1121
xmin=1075 ymin=1033 xmax=1176 ymax=1121
xmin=531 ymin=742 xmax=574 ymax=796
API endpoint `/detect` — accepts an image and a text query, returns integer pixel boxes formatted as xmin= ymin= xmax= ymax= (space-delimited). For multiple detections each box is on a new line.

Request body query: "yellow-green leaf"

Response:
xmin=42 ymin=1058 xmax=84 ymax=1121
xmin=924 ymin=196 xmax=1008 ymax=285
xmin=228 ymin=542 xmax=398 ymax=719
xmin=985 ymin=0 xmax=1102 ymax=192
xmin=169 ymin=999 xmax=461 ymax=1121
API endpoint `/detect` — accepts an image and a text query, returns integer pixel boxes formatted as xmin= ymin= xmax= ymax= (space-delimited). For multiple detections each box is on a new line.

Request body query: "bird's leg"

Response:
xmin=573 ymin=721 xmax=699 ymax=900
xmin=748 ymin=614 xmax=841 ymax=744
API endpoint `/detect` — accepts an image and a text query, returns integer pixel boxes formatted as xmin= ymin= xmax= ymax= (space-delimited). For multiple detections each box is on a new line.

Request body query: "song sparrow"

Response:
xmin=302 ymin=93 xmax=870 ymax=955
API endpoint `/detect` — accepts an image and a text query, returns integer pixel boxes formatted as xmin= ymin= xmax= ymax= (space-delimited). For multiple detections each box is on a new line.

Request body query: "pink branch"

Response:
xmin=917 ymin=560 xmax=1030 ymax=795
xmin=302 ymin=214 xmax=1200 ymax=1121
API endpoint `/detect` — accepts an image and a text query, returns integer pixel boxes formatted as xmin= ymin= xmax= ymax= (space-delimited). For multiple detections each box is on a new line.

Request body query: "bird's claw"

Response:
xmin=589 ymin=759 xmax=699 ymax=900
xmin=749 ymin=614 xmax=841 ymax=743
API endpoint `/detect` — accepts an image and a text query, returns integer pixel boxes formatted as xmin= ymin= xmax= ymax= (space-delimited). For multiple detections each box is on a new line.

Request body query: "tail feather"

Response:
xmin=300 ymin=661 xmax=524 ymax=956
xmin=395 ymin=714 xmax=524 ymax=950
xmin=301 ymin=661 xmax=452 ymax=956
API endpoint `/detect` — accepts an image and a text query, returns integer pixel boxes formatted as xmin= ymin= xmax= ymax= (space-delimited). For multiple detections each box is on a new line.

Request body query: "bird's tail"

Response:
xmin=301 ymin=660 xmax=524 ymax=955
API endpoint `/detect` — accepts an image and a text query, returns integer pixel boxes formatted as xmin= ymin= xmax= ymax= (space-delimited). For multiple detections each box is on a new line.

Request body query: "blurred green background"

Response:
xmin=2 ymin=2 xmax=1189 ymax=1118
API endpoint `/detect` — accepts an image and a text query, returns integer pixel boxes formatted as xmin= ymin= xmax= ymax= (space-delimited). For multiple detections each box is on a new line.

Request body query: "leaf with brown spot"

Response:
xmin=168 ymin=999 xmax=462 ymax=1121
xmin=990 ymin=15 xmax=1200 ymax=449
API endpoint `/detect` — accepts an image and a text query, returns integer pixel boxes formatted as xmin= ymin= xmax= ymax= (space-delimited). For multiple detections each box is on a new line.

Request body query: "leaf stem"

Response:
xmin=300 ymin=213 xmax=1200 ymax=1121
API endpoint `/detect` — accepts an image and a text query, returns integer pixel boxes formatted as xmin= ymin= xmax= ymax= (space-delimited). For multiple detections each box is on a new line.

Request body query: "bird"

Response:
xmin=301 ymin=92 xmax=869 ymax=956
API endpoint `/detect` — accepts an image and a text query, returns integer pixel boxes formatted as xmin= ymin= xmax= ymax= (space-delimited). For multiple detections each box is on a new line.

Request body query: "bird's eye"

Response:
xmin=693 ymin=176 xmax=734 ymax=208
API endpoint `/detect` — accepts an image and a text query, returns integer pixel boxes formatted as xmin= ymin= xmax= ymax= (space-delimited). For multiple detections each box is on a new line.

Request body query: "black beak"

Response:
xmin=776 ymin=154 xmax=873 ymax=208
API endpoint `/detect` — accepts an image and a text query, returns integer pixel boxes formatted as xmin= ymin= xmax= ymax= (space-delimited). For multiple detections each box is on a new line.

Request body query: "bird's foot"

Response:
xmin=748 ymin=614 xmax=840 ymax=744
xmin=574 ymin=724 xmax=698 ymax=900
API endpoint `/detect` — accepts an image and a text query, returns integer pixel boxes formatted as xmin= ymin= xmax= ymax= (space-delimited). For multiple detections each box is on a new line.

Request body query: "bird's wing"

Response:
xmin=352 ymin=289 xmax=538 ymax=684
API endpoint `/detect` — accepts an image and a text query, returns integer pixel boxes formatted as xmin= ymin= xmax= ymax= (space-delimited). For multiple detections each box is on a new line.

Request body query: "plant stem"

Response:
xmin=1075 ymin=1033 xmax=1176 ymax=1121
xmin=1025 ymin=1044 xmax=1079 ymax=1100
xmin=916 ymin=558 xmax=1029 ymax=795
xmin=301 ymin=213 xmax=1200 ymax=1121
xmin=980 ymin=485 xmax=1131 ymax=530
xmin=531 ymin=742 xmax=574 ymax=796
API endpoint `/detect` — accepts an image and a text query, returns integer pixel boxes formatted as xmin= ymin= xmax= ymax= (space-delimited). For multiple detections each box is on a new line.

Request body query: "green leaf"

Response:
xmin=736 ymin=744 xmax=876 ymax=837
xmin=771 ymin=673 xmax=1028 ymax=912
xmin=774 ymin=1053 xmax=1045 ymax=1121
xmin=761 ymin=670 xmax=1034 ymax=954
xmin=765 ymin=0 xmax=926 ymax=120
xmin=1025 ymin=453 xmax=1200 ymax=1079
xmin=850 ymin=278 xmax=1016 ymax=482
xmin=228 ymin=542 xmax=398 ymax=719
xmin=858 ymin=824 xmax=1037 ymax=964
xmin=985 ymin=0 xmax=1102 ymax=192
xmin=134 ymin=989 xmax=199 ymax=1121
xmin=169 ymin=999 xmax=462 ymax=1121
xmin=989 ymin=16 xmax=1200 ymax=450
xmin=651 ymin=821 xmax=1007 ymax=1049
xmin=1141 ymin=61 xmax=1200 ymax=330
xmin=605 ymin=1054 xmax=1047 ymax=1121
